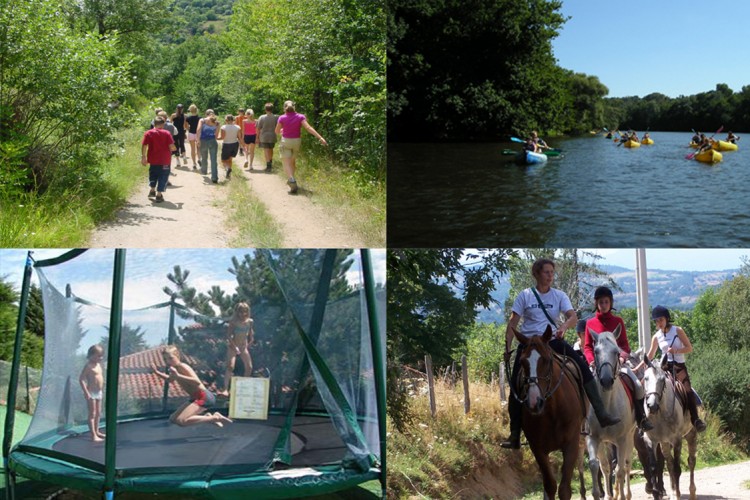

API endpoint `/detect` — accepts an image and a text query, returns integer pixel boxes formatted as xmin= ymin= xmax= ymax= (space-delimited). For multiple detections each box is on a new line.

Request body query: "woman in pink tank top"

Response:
xmin=274 ymin=100 xmax=327 ymax=193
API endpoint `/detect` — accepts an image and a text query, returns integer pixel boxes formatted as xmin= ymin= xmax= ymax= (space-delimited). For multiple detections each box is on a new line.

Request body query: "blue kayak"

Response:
xmin=515 ymin=150 xmax=549 ymax=165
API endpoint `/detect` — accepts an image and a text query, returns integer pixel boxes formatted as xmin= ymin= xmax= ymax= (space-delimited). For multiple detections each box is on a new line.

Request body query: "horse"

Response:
xmin=513 ymin=325 xmax=587 ymax=499
xmin=586 ymin=325 xmax=637 ymax=500
xmin=642 ymin=360 xmax=698 ymax=500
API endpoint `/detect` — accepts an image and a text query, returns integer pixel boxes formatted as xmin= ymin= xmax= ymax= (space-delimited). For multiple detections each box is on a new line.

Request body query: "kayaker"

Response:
xmin=726 ymin=131 xmax=740 ymax=144
xmin=697 ymin=133 xmax=712 ymax=153
xmin=524 ymin=137 xmax=539 ymax=153
xmin=630 ymin=131 xmax=639 ymax=143
xmin=643 ymin=132 xmax=651 ymax=142
xmin=531 ymin=131 xmax=550 ymax=150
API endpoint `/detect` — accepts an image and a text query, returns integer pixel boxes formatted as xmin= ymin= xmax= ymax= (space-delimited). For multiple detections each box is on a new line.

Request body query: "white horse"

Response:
xmin=586 ymin=325 xmax=636 ymax=500
xmin=642 ymin=360 xmax=697 ymax=500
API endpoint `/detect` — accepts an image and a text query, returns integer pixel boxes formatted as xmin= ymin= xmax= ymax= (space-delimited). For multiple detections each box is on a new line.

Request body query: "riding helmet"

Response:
xmin=651 ymin=305 xmax=671 ymax=321
xmin=594 ymin=286 xmax=613 ymax=301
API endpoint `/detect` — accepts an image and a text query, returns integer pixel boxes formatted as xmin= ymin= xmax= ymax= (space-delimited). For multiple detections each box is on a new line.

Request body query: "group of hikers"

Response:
xmin=500 ymin=258 xmax=706 ymax=450
xmin=140 ymin=100 xmax=328 ymax=202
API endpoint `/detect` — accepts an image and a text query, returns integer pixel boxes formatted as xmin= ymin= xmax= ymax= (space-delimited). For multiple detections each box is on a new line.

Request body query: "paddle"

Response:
xmin=686 ymin=125 xmax=723 ymax=160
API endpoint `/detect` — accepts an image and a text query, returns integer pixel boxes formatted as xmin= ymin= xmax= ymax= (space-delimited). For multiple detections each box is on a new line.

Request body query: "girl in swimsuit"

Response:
xmin=151 ymin=345 xmax=232 ymax=427
xmin=223 ymin=301 xmax=254 ymax=394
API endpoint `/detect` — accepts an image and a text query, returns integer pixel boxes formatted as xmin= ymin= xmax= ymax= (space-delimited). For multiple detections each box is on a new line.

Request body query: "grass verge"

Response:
xmin=293 ymin=150 xmax=385 ymax=247
xmin=388 ymin=376 xmax=748 ymax=499
xmin=0 ymin=128 xmax=145 ymax=247
xmin=223 ymin=161 xmax=284 ymax=247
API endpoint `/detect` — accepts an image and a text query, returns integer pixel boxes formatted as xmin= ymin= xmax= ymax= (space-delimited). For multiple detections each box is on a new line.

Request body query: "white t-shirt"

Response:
xmin=221 ymin=124 xmax=241 ymax=144
xmin=512 ymin=287 xmax=573 ymax=338
xmin=655 ymin=325 xmax=685 ymax=363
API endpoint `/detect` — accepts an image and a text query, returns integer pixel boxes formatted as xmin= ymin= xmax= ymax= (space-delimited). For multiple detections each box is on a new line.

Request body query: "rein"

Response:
xmin=508 ymin=345 xmax=567 ymax=406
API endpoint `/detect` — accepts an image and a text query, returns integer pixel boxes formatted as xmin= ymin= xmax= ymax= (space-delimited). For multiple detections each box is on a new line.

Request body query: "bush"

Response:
xmin=690 ymin=346 xmax=750 ymax=450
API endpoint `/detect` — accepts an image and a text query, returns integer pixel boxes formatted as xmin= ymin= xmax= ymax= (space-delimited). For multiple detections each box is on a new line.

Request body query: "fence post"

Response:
xmin=499 ymin=362 xmax=506 ymax=403
xmin=24 ymin=366 xmax=30 ymax=413
xmin=425 ymin=354 xmax=436 ymax=418
xmin=462 ymin=355 xmax=470 ymax=414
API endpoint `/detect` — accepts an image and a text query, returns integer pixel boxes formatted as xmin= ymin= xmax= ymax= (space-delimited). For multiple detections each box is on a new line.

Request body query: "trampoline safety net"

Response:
xmin=7 ymin=248 xmax=384 ymax=498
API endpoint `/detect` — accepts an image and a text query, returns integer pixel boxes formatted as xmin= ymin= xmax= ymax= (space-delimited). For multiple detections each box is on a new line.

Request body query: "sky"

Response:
xmin=0 ymin=248 xmax=386 ymax=354
xmin=0 ymin=248 xmax=386 ymax=307
xmin=582 ymin=248 xmax=749 ymax=272
xmin=552 ymin=1 xmax=750 ymax=98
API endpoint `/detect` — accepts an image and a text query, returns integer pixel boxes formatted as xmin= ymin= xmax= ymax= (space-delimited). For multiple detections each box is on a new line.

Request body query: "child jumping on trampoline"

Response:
xmin=222 ymin=301 xmax=254 ymax=395
xmin=79 ymin=344 xmax=106 ymax=442
xmin=151 ymin=345 xmax=232 ymax=427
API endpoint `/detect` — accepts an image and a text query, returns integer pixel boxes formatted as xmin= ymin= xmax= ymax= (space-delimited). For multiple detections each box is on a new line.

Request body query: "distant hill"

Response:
xmin=475 ymin=265 xmax=738 ymax=324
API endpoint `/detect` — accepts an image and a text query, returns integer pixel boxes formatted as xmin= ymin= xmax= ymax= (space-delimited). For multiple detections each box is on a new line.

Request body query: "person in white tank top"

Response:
xmin=641 ymin=305 xmax=706 ymax=432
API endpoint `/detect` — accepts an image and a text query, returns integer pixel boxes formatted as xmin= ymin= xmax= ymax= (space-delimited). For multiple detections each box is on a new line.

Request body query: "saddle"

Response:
xmin=551 ymin=351 xmax=588 ymax=418
xmin=619 ymin=372 xmax=635 ymax=409
xmin=664 ymin=371 xmax=691 ymax=412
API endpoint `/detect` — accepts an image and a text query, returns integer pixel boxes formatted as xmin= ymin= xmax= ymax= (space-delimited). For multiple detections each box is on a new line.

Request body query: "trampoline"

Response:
xmin=2 ymin=249 xmax=386 ymax=499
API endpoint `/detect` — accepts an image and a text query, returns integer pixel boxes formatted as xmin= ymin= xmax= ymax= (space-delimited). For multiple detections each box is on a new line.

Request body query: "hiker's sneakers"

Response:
xmin=266 ymin=161 xmax=273 ymax=171
xmin=148 ymin=188 xmax=156 ymax=198
xmin=155 ymin=193 xmax=164 ymax=203
xmin=244 ymin=160 xmax=249 ymax=169
xmin=226 ymin=168 xmax=232 ymax=180
xmin=287 ymin=179 xmax=298 ymax=193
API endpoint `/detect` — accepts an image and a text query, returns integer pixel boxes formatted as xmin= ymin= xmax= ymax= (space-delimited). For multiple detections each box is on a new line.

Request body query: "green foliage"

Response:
xmin=712 ymin=275 xmax=750 ymax=351
xmin=388 ymin=0 xmax=568 ymax=140
xmin=687 ymin=287 xmax=719 ymax=347
xmin=0 ymin=0 xmax=134 ymax=196
xmin=690 ymin=346 xmax=750 ymax=451
xmin=223 ymin=0 xmax=386 ymax=185
xmin=464 ymin=322 xmax=504 ymax=382
xmin=0 ymin=278 xmax=44 ymax=369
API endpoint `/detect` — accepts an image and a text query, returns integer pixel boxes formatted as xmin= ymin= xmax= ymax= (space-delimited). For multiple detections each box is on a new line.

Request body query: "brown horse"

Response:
xmin=513 ymin=325 xmax=587 ymax=499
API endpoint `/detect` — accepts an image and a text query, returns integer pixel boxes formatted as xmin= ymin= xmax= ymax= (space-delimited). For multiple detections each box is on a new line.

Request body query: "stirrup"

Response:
xmin=500 ymin=432 xmax=521 ymax=449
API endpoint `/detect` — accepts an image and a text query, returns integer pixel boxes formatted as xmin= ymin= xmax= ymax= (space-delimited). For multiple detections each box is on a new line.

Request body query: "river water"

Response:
xmin=388 ymin=132 xmax=750 ymax=247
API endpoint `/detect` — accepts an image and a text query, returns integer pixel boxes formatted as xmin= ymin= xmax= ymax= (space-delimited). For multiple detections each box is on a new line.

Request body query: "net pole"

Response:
xmin=361 ymin=249 xmax=386 ymax=498
xmin=162 ymin=297 xmax=177 ymax=411
xmin=103 ymin=249 xmax=126 ymax=499
xmin=3 ymin=252 xmax=33 ymax=500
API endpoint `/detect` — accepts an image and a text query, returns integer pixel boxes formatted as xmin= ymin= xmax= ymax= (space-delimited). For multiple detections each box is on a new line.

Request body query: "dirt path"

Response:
xmin=627 ymin=460 xmax=750 ymax=500
xmin=89 ymin=146 xmax=364 ymax=248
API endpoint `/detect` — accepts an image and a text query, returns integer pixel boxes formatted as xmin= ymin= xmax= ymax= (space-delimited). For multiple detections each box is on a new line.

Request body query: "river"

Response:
xmin=388 ymin=132 xmax=750 ymax=247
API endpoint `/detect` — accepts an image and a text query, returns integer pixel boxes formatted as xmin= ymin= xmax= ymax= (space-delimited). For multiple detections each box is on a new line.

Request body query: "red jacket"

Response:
xmin=584 ymin=311 xmax=630 ymax=365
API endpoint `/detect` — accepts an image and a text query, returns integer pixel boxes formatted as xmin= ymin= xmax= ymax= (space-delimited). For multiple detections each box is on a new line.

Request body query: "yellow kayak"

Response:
xmin=711 ymin=140 xmax=738 ymax=151
xmin=689 ymin=142 xmax=700 ymax=149
xmin=641 ymin=138 xmax=654 ymax=145
xmin=623 ymin=140 xmax=640 ymax=148
xmin=695 ymin=149 xmax=722 ymax=164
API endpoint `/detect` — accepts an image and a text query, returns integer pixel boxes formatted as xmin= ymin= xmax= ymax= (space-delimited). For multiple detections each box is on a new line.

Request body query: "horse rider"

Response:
xmin=501 ymin=258 xmax=621 ymax=449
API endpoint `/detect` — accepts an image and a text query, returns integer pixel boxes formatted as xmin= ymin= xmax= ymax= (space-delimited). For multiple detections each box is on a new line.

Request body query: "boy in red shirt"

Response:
xmin=141 ymin=116 xmax=176 ymax=203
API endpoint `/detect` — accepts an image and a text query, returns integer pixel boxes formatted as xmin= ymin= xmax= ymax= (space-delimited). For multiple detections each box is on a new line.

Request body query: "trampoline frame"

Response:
xmin=2 ymin=249 xmax=386 ymax=499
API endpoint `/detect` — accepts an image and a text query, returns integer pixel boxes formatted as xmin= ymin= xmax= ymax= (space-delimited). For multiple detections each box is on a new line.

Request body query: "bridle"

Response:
xmin=512 ymin=342 xmax=566 ymax=405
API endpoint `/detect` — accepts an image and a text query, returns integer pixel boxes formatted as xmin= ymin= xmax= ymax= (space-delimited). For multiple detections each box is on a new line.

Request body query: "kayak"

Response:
xmin=711 ymin=140 xmax=738 ymax=151
xmin=695 ymin=149 xmax=722 ymax=164
xmin=623 ymin=140 xmax=641 ymax=148
xmin=516 ymin=150 xmax=548 ymax=165
xmin=641 ymin=138 xmax=654 ymax=145
xmin=689 ymin=142 xmax=700 ymax=149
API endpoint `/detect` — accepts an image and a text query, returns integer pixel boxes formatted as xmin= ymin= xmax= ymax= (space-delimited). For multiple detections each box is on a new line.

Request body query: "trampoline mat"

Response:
xmin=50 ymin=414 xmax=352 ymax=470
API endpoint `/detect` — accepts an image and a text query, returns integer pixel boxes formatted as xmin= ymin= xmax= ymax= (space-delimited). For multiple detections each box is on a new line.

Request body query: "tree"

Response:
xmin=222 ymin=0 xmax=386 ymax=182
xmin=101 ymin=323 xmax=148 ymax=357
xmin=0 ymin=0 xmax=133 ymax=196
xmin=388 ymin=0 xmax=567 ymax=140
xmin=713 ymin=275 xmax=750 ymax=351
xmin=0 ymin=278 xmax=44 ymax=369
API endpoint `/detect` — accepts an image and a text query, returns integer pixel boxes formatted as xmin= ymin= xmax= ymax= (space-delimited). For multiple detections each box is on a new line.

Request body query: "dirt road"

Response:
xmin=626 ymin=460 xmax=750 ymax=499
xmin=89 ymin=150 xmax=364 ymax=248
